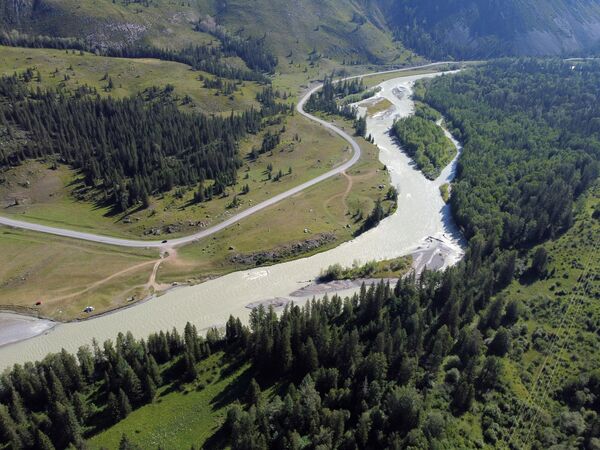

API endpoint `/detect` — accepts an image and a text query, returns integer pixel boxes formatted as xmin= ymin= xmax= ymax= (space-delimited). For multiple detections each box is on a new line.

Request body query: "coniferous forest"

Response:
xmin=0 ymin=76 xmax=289 ymax=210
xmin=421 ymin=59 xmax=599 ymax=248
xmin=392 ymin=115 xmax=456 ymax=179
xmin=0 ymin=59 xmax=598 ymax=449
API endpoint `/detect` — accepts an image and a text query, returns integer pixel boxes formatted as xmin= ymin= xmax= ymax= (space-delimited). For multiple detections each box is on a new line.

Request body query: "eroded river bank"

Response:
xmin=0 ymin=71 xmax=464 ymax=370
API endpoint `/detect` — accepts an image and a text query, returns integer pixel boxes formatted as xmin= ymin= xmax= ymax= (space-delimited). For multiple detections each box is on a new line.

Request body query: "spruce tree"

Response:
xmin=36 ymin=429 xmax=56 ymax=450
xmin=118 ymin=388 xmax=132 ymax=419
xmin=0 ymin=405 xmax=22 ymax=449
xmin=143 ymin=374 xmax=157 ymax=403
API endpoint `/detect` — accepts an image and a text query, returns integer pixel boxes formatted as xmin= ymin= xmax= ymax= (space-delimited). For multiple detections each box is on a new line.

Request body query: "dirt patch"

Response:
xmin=1 ymin=162 xmax=63 ymax=209
xmin=289 ymin=278 xmax=398 ymax=297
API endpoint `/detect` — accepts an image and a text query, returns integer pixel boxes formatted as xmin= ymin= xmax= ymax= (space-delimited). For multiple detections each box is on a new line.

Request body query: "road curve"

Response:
xmin=0 ymin=62 xmax=454 ymax=248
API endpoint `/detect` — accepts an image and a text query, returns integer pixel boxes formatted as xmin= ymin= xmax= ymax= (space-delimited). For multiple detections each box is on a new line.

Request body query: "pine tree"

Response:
xmin=246 ymin=379 xmax=261 ymax=406
xmin=106 ymin=392 xmax=121 ymax=424
xmin=0 ymin=404 xmax=22 ymax=449
xmin=36 ymin=429 xmax=56 ymax=450
xmin=143 ymin=374 xmax=157 ymax=403
xmin=8 ymin=388 xmax=28 ymax=425
xmin=118 ymin=388 xmax=132 ymax=419
xmin=62 ymin=403 xmax=84 ymax=448
xmin=72 ymin=391 xmax=89 ymax=423
xmin=123 ymin=368 xmax=143 ymax=404
xmin=183 ymin=351 xmax=198 ymax=382
xmin=146 ymin=354 xmax=162 ymax=386
xmin=119 ymin=433 xmax=141 ymax=450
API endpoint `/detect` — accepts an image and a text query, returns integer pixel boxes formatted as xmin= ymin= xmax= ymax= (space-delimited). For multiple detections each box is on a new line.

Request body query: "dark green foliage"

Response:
xmin=118 ymin=433 xmax=141 ymax=450
xmin=246 ymin=379 xmax=261 ymax=406
xmin=357 ymin=198 xmax=385 ymax=234
xmin=354 ymin=114 xmax=367 ymax=137
xmin=392 ymin=115 xmax=456 ymax=179
xmin=0 ymin=326 xmax=212 ymax=449
xmin=531 ymin=247 xmax=549 ymax=277
xmin=304 ymin=75 xmax=363 ymax=121
xmin=196 ymin=22 xmax=278 ymax=74
xmin=0 ymin=76 xmax=264 ymax=210
xmin=35 ymin=430 xmax=56 ymax=450
xmin=489 ymin=328 xmax=511 ymax=357
xmin=424 ymin=59 xmax=599 ymax=248
xmin=255 ymin=86 xmax=293 ymax=116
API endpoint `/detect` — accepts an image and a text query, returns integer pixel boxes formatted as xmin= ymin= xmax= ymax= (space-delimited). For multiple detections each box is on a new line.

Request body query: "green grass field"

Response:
xmin=88 ymin=352 xmax=252 ymax=449
xmin=506 ymin=186 xmax=600 ymax=386
xmin=0 ymin=228 xmax=156 ymax=320
xmin=0 ymin=45 xmax=261 ymax=114
xmin=158 ymin=115 xmax=390 ymax=283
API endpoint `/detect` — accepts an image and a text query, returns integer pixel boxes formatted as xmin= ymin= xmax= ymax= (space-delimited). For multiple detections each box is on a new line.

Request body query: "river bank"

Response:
xmin=0 ymin=312 xmax=55 ymax=347
xmin=0 ymin=70 xmax=464 ymax=371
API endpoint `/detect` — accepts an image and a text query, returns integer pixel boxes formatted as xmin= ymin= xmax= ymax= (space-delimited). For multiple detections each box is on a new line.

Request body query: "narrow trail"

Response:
xmin=0 ymin=62 xmax=455 ymax=249
xmin=45 ymin=247 xmax=177 ymax=303
xmin=51 ymin=259 xmax=157 ymax=302
xmin=324 ymin=171 xmax=353 ymax=212
xmin=146 ymin=248 xmax=177 ymax=291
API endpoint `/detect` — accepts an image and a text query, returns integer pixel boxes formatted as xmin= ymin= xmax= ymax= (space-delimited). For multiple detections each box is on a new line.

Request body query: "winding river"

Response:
xmin=0 ymin=71 xmax=464 ymax=370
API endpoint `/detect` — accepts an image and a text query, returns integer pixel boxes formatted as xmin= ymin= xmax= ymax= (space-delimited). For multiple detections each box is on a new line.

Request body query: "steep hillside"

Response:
xmin=4 ymin=0 xmax=600 ymax=62
xmin=0 ymin=0 xmax=411 ymax=65
xmin=211 ymin=0 xmax=408 ymax=64
xmin=381 ymin=0 xmax=600 ymax=58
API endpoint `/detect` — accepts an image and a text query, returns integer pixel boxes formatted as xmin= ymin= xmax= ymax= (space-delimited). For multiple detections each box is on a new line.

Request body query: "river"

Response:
xmin=0 ymin=71 xmax=464 ymax=370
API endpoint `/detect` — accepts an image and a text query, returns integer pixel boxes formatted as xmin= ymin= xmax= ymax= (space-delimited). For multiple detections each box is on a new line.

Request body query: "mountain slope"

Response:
xmin=0 ymin=0 xmax=411 ymax=65
xmin=3 ymin=0 xmax=600 ymax=69
xmin=380 ymin=0 xmax=600 ymax=58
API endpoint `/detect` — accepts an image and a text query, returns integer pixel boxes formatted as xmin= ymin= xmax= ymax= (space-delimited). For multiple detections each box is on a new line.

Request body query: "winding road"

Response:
xmin=0 ymin=62 xmax=453 ymax=248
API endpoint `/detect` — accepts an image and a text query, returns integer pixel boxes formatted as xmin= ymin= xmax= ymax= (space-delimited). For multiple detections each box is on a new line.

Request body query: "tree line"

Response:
xmin=0 ymin=323 xmax=217 ymax=449
xmin=196 ymin=23 xmax=278 ymax=74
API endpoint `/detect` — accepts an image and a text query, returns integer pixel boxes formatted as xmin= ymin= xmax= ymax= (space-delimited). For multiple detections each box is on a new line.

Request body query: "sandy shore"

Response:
xmin=0 ymin=312 xmax=55 ymax=347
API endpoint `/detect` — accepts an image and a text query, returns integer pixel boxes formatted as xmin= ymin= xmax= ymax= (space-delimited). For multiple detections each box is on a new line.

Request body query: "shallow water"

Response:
xmin=0 ymin=72 xmax=464 ymax=370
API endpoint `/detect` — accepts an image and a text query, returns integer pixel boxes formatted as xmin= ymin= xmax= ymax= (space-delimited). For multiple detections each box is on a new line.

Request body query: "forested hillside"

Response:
xmin=381 ymin=0 xmax=600 ymax=58
xmin=0 ymin=0 xmax=410 ymax=66
xmin=392 ymin=112 xmax=456 ymax=179
xmin=421 ymin=59 xmax=599 ymax=247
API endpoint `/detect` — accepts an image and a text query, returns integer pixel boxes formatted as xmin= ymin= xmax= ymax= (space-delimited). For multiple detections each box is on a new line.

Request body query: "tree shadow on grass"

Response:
xmin=202 ymin=423 xmax=229 ymax=450
xmin=210 ymin=365 xmax=254 ymax=411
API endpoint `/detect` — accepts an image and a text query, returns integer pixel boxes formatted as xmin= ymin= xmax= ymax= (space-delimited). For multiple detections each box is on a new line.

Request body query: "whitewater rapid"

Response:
xmin=0 ymin=72 xmax=464 ymax=370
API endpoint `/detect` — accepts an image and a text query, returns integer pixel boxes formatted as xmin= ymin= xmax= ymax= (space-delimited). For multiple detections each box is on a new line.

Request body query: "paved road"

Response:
xmin=0 ymin=62 xmax=454 ymax=248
